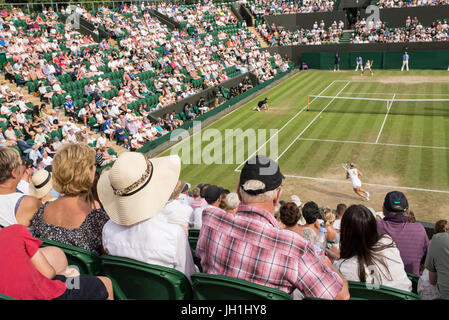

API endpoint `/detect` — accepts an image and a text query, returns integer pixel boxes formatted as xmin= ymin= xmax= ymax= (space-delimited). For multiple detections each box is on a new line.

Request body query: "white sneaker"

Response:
xmin=366 ymin=191 xmax=370 ymax=201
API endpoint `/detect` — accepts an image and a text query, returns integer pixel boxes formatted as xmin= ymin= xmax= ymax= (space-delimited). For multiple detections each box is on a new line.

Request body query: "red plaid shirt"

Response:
xmin=196 ymin=204 xmax=343 ymax=299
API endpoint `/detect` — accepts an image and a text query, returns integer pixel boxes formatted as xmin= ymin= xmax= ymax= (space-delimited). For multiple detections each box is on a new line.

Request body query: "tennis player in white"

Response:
xmin=346 ymin=163 xmax=370 ymax=201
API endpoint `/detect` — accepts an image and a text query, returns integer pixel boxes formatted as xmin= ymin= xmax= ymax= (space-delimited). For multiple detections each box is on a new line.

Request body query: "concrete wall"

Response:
xmin=262 ymin=41 xmax=449 ymax=67
xmin=264 ymin=11 xmax=348 ymax=31
xmin=148 ymin=72 xmax=260 ymax=120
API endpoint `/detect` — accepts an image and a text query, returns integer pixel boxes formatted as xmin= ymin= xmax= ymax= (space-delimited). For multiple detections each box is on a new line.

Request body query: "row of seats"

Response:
xmin=0 ymin=235 xmax=426 ymax=300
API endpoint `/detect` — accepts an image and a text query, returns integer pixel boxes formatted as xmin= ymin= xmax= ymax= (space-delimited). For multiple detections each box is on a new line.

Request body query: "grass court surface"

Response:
xmin=160 ymin=69 xmax=449 ymax=222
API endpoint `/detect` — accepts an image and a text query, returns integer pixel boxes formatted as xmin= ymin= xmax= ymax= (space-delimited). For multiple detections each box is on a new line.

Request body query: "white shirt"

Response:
xmin=178 ymin=193 xmax=194 ymax=207
xmin=334 ymin=235 xmax=412 ymax=292
xmin=41 ymin=156 xmax=53 ymax=168
xmin=96 ymin=136 xmax=107 ymax=148
xmin=102 ymin=214 xmax=198 ymax=280
xmin=193 ymin=204 xmax=212 ymax=230
xmin=159 ymin=199 xmax=194 ymax=228
xmin=17 ymin=180 xmax=30 ymax=195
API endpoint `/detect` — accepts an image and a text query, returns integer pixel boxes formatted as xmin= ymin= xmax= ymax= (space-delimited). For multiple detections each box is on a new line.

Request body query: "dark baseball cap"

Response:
xmin=204 ymin=185 xmax=224 ymax=204
xmin=239 ymin=155 xmax=284 ymax=195
xmin=383 ymin=191 xmax=409 ymax=212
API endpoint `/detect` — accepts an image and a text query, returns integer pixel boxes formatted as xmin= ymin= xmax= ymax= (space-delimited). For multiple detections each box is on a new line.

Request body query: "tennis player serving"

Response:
xmin=343 ymin=163 xmax=370 ymax=201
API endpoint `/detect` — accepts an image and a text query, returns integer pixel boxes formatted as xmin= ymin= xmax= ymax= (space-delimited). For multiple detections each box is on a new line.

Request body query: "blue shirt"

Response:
xmin=403 ymin=54 xmax=409 ymax=61
xmin=64 ymin=100 xmax=74 ymax=110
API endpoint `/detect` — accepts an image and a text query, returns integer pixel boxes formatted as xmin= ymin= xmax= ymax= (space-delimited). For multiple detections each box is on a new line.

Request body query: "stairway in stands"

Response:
xmin=248 ymin=26 xmax=269 ymax=48
xmin=340 ymin=30 xmax=354 ymax=44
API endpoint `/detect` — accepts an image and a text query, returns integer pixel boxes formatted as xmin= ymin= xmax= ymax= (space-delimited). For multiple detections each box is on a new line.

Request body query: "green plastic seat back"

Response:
xmin=191 ymin=273 xmax=293 ymax=300
xmin=0 ymin=293 xmax=15 ymax=300
xmin=188 ymin=229 xmax=200 ymax=255
xmin=407 ymin=273 xmax=419 ymax=294
xmin=348 ymin=281 xmax=421 ymax=300
xmin=39 ymin=238 xmax=101 ymax=276
xmin=100 ymin=255 xmax=193 ymax=300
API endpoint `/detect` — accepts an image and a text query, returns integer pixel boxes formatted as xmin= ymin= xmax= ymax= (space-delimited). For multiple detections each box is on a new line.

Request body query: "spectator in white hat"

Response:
xmin=99 ymin=152 xmax=198 ymax=280
xmin=29 ymin=169 xmax=56 ymax=204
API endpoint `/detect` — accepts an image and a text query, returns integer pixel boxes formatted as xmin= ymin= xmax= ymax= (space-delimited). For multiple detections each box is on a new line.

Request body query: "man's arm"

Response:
xmin=320 ymin=255 xmax=350 ymax=300
xmin=30 ymin=248 xmax=57 ymax=280
xmin=16 ymin=195 xmax=42 ymax=227
xmin=428 ymin=271 xmax=437 ymax=286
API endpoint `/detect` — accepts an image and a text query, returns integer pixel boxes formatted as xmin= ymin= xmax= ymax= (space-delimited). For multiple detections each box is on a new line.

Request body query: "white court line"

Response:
xmin=233 ymin=79 xmax=340 ymax=172
xmin=296 ymin=137 xmax=449 ymax=150
xmin=308 ymin=95 xmax=449 ymax=102
xmin=343 ymin=92 xmax=449 ymax=96
xmin=232 ymin=169 xmax=449 ymax=194
xmin=282 ymin=174 xmax=449 ymax=194
xmin=376 ymin=93 xmax=396 ymax=144
xmin=275 ymin=81 xmax=351 ymax=162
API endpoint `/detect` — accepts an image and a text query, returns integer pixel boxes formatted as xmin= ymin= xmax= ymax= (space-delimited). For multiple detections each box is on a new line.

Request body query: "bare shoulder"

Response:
xmin=16 ymin=195 xmax=42 ymax=226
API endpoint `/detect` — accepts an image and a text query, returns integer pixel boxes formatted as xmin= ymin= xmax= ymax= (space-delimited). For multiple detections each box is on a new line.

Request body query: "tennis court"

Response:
xmin=161 ymin=70 xmax=449 ymax=222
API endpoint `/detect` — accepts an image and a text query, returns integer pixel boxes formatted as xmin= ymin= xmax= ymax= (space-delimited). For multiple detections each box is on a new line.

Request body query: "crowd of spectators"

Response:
xmin=377 ymin=0 xmax=449 ymax=8
xmin=1 ymin=136 xmax=448 ymax=300
xmin=0 ymin=3 xmax=294 ymax=173
xmin=258 ymin=20 xmax=345 ymax=46
xmin=246 ymin=0 xmax=335 ymax=17
xmin=350 ymin=17 xmax=449 ymax=43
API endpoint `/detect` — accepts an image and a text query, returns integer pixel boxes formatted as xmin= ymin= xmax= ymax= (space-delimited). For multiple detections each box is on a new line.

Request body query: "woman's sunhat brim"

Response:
xmin=29 ymin=170 xmax=53 ymax=199
xmin=97 ymin=154 xmax=181 ymax=226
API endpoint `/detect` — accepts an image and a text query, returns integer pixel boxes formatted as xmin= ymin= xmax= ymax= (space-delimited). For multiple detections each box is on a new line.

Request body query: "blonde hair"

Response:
xmin=324 ymin=211 xmax=336 ymax=227
xmin=0 ymin=147 xmax=22 ymax=184
xmin=52 ymin=143 xmax=96 ymax=196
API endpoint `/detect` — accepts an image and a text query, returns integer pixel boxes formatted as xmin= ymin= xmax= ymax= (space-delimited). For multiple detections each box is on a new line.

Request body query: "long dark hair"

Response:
xmin=339 ymin=205 xmax=397 ymax=284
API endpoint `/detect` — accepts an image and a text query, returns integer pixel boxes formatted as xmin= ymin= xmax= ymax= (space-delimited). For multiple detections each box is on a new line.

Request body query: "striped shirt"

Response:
xmin=377 ymin=216 xmax=429 ymax=276
xmin=196 ymin=204 xmax=344 ymax=299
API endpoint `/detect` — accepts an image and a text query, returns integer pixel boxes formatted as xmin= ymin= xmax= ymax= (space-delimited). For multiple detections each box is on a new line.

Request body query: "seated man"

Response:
xmin=0 ymin=224 xmax=113 ymax=300
xmin=425 ymin=226 xmax=449 ymax=299
xmin=377 ymin=191 xmax=429 ymax=276
xmin=196 ymin=155 xmax=349 ymax=300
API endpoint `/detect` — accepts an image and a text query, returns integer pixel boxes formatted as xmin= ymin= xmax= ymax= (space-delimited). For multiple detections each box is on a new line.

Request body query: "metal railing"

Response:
xmin=0 ymin=0 xmax=240 ymax=15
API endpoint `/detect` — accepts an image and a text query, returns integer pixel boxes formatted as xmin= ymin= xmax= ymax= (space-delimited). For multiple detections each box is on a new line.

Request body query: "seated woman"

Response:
xmin=299 ymin=201 xmax=323 ymax=243
xmin=333 ymin=204 xmax=412 ymax=292
xmin=31 ymin=143 xmax=110 ymax=255
xmin=279 ymin=202 xmax=303 ymax=237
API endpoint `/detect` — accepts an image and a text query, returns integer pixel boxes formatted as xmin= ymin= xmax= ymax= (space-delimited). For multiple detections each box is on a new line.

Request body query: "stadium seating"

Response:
xmin=188 ymin=229 xmax=200 ymax=255
xmin=39 ymin=238 xmax=101 ymax=276
xmin=347 ymin=280 xmax=421 ymax=300
xmin=407 ymin=273 xmax=420 ymax=294
xmin=0 ymin=293 xmax=15 ymax=300
xmin=191 ymin=273 xmax=293 ymax=300
xmin=99 ymin=254 xmax=193 ymax=300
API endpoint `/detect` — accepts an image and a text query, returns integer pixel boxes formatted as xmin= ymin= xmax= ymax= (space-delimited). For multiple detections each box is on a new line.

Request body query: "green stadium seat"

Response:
xmin=188 ymin=229 xmax=200 ymax=255
xmin=39 ymin=238 xmax=101 ymax=276
xmin=0 ymin=293 xmax=15 ymax=300
xmin=191 ymin=273 xmax=293 ymax=300
xmin=347 ymin=280 xmax=421 ymax=300
xmin=407 ymin=273 xmax=419 ymax=294
xmin=99 ymin=255 xmax=193 ymax=300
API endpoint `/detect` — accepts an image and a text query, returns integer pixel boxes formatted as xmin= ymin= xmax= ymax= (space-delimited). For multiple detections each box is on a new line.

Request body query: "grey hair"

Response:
xmin=224 ymin=192 xmax=240 ymax=210
xmin=239 ymin=180 xmax=279 ymax=204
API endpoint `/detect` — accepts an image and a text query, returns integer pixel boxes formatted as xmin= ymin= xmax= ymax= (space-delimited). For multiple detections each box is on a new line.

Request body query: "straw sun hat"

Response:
xmin=97 ymin=152 xmax=181 ymax=226
xmin=29 ymin=169 xmax=53 ymax=199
